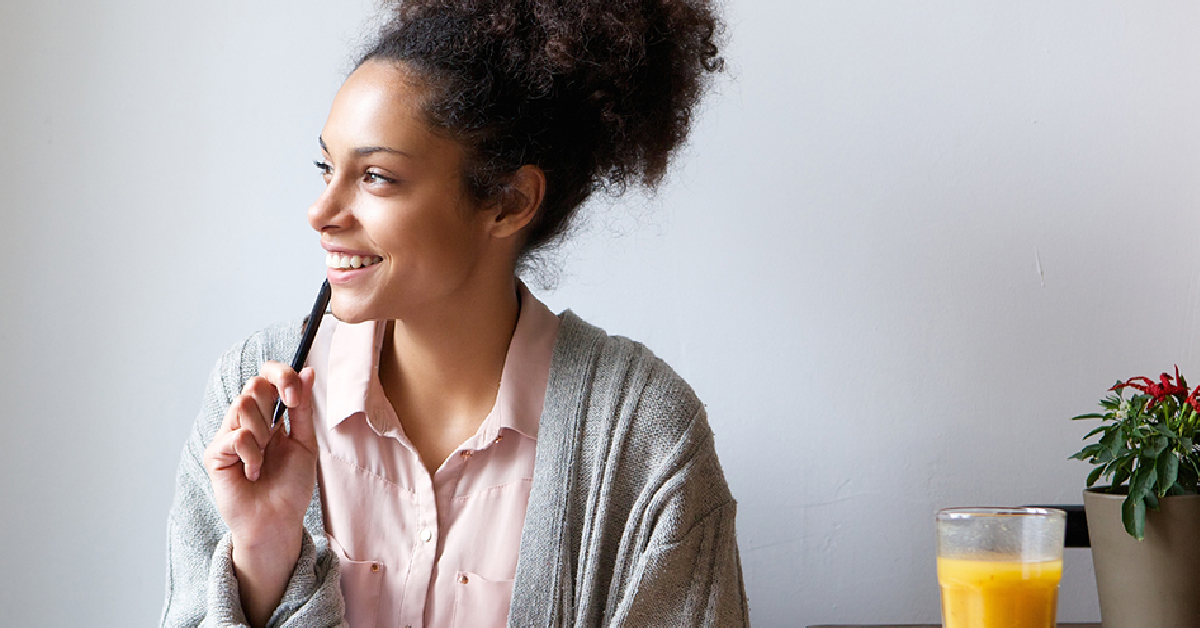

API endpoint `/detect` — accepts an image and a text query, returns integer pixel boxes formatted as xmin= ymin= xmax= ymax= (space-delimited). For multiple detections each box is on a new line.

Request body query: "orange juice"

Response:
xmin=937 ymin=557 xmax=1063 ymax=628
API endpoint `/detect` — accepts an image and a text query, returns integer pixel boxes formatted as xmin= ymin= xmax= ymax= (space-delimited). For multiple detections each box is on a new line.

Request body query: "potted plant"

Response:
xmin=1071 ymin=367 xmax=1200 ymax=627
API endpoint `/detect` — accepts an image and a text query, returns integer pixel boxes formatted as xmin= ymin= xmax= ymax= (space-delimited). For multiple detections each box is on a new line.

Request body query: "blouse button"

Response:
xmin=370 ymin=563 xmax=379 ymax=572
xmin=494 ymin=434 xmax=504 ymax=444
xmin=459 ymin=574 xmax=469 ymax=584
xmin=460 ymin=450 xmax=472 ymax=459
xmin=420 ymin=528 xmax=434 ymax=543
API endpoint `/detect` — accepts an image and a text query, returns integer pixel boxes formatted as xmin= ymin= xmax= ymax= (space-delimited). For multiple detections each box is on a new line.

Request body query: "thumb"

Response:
xmin=287 ymin=366 xmax=318 ymax=448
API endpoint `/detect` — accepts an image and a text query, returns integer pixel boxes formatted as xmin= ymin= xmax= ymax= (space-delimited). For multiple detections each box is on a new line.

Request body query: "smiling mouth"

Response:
xmin=326 ymin=252 xmax=383 ymax=270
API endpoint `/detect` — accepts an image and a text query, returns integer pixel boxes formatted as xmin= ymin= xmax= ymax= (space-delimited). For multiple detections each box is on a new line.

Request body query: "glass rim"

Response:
xmin=936 ymin=507 xmax=1065 ymax=520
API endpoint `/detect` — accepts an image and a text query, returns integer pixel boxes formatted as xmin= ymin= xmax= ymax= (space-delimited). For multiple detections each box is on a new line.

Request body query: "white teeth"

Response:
xmin=325 ymin=252 xmax=382 ymax=270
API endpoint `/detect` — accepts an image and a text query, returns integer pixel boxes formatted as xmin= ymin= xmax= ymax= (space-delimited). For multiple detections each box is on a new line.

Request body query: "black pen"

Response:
xmin=272 ymin=280 xmax=332 ymax=427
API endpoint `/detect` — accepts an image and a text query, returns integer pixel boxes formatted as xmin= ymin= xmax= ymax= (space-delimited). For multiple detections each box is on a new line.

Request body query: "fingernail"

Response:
xmin=283 ymin=387 xmax=296 ymax=406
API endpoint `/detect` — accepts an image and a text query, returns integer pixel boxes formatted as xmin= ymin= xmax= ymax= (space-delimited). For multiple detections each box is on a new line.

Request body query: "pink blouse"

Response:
xmin=307 ymin=284 xmax=560 ymax=628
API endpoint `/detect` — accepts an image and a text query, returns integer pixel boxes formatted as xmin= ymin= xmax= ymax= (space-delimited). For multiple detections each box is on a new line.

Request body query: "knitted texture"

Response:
xmin=162 ymin=319 xmax=346 ymax=628
xmin=161 ymin=311 xmax=748 ymax=627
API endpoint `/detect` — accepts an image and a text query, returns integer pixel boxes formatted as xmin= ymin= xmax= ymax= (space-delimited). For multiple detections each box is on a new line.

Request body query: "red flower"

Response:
xmin=1188 ymin=386 xmax=1200 ymax=413
xmin=1112 ymin=365 xmax=1189 ymax=409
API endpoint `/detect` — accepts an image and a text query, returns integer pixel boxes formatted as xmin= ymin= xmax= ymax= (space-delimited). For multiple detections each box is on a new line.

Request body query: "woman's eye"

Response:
xmin=364 ymin=171 xmax=397 ymax=185
xmin=313 ymin=160 xmax=333 ymax=177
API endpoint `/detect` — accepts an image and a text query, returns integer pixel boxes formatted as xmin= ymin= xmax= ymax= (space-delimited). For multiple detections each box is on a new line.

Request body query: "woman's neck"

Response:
xmin=377 ymin=276 xmax=521 ymax=475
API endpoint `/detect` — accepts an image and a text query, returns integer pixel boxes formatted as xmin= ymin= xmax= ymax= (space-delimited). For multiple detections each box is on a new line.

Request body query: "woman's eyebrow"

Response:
xmin=354 ymin=146 xmax=411 ymax=158
xmin=318 ymin=136 xmax=411 ymax=158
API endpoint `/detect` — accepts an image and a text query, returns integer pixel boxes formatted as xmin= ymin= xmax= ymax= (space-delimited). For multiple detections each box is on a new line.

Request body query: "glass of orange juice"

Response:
xmin=936 ymin=507 xmax=1066 ymax=628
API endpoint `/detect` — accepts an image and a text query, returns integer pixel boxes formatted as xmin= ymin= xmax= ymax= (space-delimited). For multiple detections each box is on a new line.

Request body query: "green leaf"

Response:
xmin=1130 ymin=463 xmax=1156 ymax=499
xmin=1146 ymin=436 xmax=1169 ymax=458
xmin=1158 ymin=452 xmax=1180 ymax=497
xmin=1112 ymin=460 xmax=1133 ymax=488
xmin=1180 ymin=460 xmax=1200 ymax=492
xmin=1087 ymin=465 xmax=1105 ymax=488
xmin=1153 ymin=423 xmax=1179 ymax=439
xmin=1115 ymin=430 xmax=1132 ymax=452
xmin=1123 ymin=493 xmax=1147 ymax=540
xmin=1101 ymin=430 xmax=1124 ymax=461
xmin=1084 ymin=425 xmax=1109 ymax=439
xmin=1073 ymin=413 xmax=1107 ymax=420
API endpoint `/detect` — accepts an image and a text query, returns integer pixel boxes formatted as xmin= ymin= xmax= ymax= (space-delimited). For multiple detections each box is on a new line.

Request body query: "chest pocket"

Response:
xmin=329 ymin=535 xmax=384 ymax=628
xmin=449 ymin=570 xmax=514 ymax=628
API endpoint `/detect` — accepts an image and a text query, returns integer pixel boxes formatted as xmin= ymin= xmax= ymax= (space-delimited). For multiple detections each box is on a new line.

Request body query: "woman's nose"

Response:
xmin=308 ymin=180 xmax=349 ymax=233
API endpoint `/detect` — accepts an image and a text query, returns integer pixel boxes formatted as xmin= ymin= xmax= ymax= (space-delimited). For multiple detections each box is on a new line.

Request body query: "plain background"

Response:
xmin=5 ymin=0 xmax=1200 ymax=625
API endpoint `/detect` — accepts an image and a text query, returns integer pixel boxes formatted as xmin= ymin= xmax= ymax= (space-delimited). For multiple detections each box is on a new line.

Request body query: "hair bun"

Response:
xmin=363 ymin=0 xmax=724 ymax=259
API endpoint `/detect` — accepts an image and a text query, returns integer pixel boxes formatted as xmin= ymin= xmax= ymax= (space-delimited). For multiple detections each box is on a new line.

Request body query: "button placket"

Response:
xmin=401 ymin=472 xmax=440 ymax=628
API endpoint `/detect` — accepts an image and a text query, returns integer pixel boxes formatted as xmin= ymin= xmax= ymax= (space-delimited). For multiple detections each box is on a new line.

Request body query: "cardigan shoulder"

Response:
xmin=551 ymin=310 xmax=717 ymax=480
xmin=513 ymin=311 xmax=740 ymax=626
xmin=229 ymin=319 xmax=306 ymax=383
xmin=195 ymin=320 xmax=306 ymax=442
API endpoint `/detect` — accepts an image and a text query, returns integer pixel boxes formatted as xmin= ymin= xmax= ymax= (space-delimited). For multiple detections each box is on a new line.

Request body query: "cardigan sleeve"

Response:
xmin=606 ymin=409 xmax=751 ymax=627
xmin=160 ymin=332 xmax=347 ymax=628
xmin=612 ymin=501 xmax=748 ymax=626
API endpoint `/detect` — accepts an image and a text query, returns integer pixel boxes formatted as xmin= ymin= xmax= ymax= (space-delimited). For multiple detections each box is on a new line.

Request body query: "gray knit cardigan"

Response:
xmin=162 ymin=311 xmax=749 ymax=627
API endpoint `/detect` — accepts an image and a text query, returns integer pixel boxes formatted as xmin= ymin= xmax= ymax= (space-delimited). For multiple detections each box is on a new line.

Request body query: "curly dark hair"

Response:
xmin=358 ymin=0 xmax=724 ymax=263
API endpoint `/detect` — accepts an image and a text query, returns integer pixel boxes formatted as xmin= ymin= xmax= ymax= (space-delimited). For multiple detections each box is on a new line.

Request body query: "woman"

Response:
xmin=162 ymin=1 xmax=745 ymax=626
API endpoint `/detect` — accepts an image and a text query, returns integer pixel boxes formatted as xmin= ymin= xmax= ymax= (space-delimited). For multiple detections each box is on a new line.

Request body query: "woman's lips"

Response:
xmin=325 ymin=252 xmax=382 ymax=285
xmin=325 ymin=252 xmax=383 ymax=270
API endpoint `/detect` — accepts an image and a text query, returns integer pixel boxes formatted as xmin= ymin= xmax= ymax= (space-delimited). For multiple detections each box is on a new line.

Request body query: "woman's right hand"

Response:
xmin=203 ymin=361 xmax=318 ymax=627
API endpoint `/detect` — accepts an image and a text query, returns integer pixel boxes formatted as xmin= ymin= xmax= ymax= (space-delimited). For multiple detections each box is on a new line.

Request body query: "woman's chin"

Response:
xmin=328 ymin=295 xmax=377 ymax=325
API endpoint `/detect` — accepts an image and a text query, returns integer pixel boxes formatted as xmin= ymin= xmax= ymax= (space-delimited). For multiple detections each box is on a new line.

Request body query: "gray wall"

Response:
xmin=5 ymin=0 xmax=1198 ymax=625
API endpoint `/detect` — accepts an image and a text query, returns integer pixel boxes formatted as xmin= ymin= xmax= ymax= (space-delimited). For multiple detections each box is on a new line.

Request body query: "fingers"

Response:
xmin=286 ymin=367 xmax=317 ymax=448
xmin=206 ymin=428 xmax=266 ymax=481
xmin=206 ymin=361 xmax=315 ymax=483
xmin=259 ymin=361 xmax=303 ymax=415
xmin=229 ymin=361 xmax=302 ymax=443
xmin=234 ymin=379 xmax=275 ymax=450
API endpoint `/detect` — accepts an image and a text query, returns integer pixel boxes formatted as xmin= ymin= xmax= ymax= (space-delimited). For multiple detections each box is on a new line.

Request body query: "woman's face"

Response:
xmin=309 ymin=60 xmax=501 ymax=324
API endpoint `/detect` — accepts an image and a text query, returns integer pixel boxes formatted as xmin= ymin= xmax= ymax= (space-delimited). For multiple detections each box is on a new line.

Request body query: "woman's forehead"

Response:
xmin=322 ymin=62 xmax=432 ymax=153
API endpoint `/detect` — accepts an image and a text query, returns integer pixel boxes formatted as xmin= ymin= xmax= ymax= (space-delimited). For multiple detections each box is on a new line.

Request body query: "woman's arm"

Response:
xmin=609 ymin=486 xmax=749 ymax=625
xmin=161 ymin=330 xmax=347 ymax=627
xmin=202 ymin=360 xmax=318 ymax=625
xmin=510 ymin=317 xmax=750 ymax=627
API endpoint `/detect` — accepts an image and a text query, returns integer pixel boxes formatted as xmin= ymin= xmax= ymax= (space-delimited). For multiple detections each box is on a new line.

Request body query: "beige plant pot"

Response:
xmin=1083 ymin=489 xmax=1200 ymax=628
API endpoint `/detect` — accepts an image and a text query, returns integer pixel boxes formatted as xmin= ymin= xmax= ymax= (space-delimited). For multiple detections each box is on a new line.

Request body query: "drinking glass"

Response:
xmin=936 ymin=507 xmax=1067 ymax=628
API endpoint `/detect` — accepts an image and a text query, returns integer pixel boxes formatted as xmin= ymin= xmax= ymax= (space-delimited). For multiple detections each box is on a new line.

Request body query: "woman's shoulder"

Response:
xmin=550 ymin=310 xmax=711 ymax=452
xmin=212 ymin=318 xmax=306 ymax=383
xmin=535 ymin=311 xmax=734 ymax=542
xmin=193 ymin=319 xmax=306 ymax=440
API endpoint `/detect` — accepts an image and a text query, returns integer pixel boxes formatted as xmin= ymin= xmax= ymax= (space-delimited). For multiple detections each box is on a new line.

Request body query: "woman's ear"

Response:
xmin=490 ymin=165 xmax=546 ymax=239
